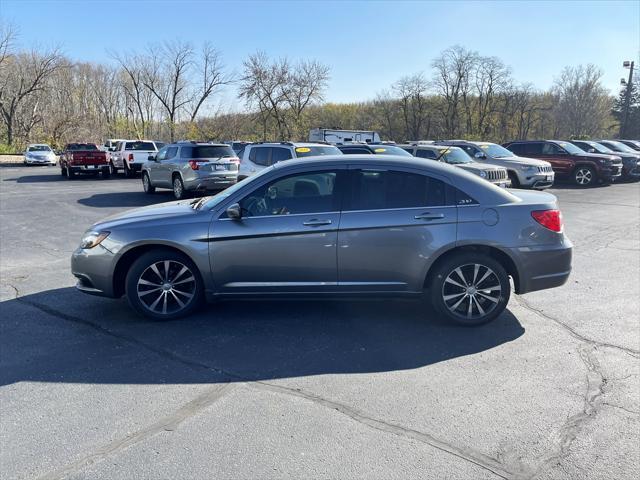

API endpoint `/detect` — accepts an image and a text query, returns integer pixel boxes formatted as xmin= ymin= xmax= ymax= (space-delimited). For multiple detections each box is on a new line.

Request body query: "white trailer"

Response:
xmin=309 ymin=128 xmax=381 ymax=144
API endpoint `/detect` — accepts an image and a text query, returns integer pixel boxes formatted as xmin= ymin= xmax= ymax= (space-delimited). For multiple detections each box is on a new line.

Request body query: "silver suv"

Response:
xmin=400 ymin=144 xmax=511 ymax=188
xmin=239 ymin=142 xmax=342 ymax=179
xmin=436 ymin=141 xmax=554 ymax=189
xmin=142 ymin=142 xmax=239 ymax=199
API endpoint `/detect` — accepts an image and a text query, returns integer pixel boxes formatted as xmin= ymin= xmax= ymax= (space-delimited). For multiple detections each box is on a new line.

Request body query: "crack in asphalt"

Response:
xmin=36 ymin=383 xmax=234 ymax=480
xmin=513 ymin=296 xmax=640 ymax=358
xmin=528 ymin=345 xmax=606 ymax=479
xmin=20 ymin=298 xmax=520 ymax=480
xmin=601 ymin=402 xmax=640 ymax=416
xmin=249 ymin=382 xmax=523 ymax=480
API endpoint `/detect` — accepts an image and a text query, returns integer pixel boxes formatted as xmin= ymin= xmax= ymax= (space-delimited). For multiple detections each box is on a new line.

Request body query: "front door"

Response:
xmin=337 ymin=168 xmax=457 ymax=292
xmin=209 ymin=169 xmax=345 ymax=293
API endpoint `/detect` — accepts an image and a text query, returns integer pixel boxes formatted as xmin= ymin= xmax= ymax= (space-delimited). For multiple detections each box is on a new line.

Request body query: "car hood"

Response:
xmin=492 ymin=155 xmax=550 ymax=167
xmin=574 ymin=152 xmax=621 ymax=161
xmin=457 ymin=162 xmax=502 ymax=172
xmin=93 ymin=200 xmax=198 ymax=230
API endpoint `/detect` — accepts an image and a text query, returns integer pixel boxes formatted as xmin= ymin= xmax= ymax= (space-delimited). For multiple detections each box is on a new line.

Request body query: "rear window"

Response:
xmin=180 ymin=145 xmax=235 ymax=159
xmin=294 ymin=146 xmax=342 ymax=157
xmin=125 ymin=141 xmax=156 ymax=151
xmin=67 ymin=144 xmax=98 ymax=151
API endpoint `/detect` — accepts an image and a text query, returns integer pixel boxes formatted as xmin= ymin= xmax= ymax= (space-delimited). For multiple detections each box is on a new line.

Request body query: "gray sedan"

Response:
xmin=72 ymin=155 xmax=572 ymax=325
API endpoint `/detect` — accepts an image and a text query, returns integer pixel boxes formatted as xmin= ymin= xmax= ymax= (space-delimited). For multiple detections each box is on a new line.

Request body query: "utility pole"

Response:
xmin=620 ymin=61 xmax=635 ymax=138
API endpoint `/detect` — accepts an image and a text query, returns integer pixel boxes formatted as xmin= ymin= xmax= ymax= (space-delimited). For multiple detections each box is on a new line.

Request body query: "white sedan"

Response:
xmin=23 ymin=144 xmax=57 ymax=166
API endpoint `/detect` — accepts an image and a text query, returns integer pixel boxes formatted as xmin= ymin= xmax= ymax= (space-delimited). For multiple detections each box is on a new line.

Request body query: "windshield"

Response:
xmin=371 ymin=145 xmax=413 ymax=157
xmin=294 ymin=146 xmax=342 ymax=157
xmin=480 ymin=143 xmax=514 ymax=158
xmin=68 ymin=144 xmax=98 ymax=151
xmin=441 ymin=147 xmax=473 ymax=164
xmin=583 ymin=142 xmax=614 ymax=154
xmin=28 ymin=145 xmax=52 ymax=152
xmin=125 ymin=141 xmax=156 ymax=151
xmin=199 ymin=167 xmax=274 ymax=210
xmin=553 ymin=141 xmax=583 ymax=154
xmin=602 ymin=140 xmax=636 ymax=153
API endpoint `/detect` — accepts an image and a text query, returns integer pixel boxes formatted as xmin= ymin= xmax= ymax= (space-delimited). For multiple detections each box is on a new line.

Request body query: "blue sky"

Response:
xmin=1 ymin=0 xmax=638 ymax=107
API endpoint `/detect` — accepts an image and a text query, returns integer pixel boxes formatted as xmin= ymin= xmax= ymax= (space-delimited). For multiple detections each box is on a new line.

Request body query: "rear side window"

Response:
xmin=415 ymin=149 xmax=437 ymax=159
xmin=347 ymin=170 xmax=447 ymax=211
xmin=271 ymin=147 xmax=293 ymax=162
xmin=542 ymin=143 xmax=563 ymax=155
xmin=250 ymin=147 xmax=271 ymax=166
xmin=125 ymin=141 xmax=156 ymax=151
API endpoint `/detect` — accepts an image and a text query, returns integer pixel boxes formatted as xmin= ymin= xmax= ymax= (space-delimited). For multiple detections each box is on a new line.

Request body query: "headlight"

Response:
xmin=519 ymin=165 xmax=537 ymax=173
xmin=479 ymin=171 xmax=487 ymax=178
xmin=80 ymin=231 xmax=110 ymax=249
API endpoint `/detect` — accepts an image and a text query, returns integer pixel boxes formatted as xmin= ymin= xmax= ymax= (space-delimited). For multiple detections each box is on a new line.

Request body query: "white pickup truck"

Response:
xmin=110 ymin=140 xmax=159 ymax=177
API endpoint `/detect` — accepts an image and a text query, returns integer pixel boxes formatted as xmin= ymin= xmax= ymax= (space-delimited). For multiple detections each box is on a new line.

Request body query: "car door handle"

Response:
xmin=303 ymin=219 xmax=332 ymax=226
xmin=414 ymin=213 xmax=445 ymax=220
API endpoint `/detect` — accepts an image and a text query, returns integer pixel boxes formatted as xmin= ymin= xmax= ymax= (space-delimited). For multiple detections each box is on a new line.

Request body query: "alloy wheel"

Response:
xmin=441 ymin=263 xmax=502 ymax=320
xmin=173 ymin=177 xmax=184 ymax=199
xmin=575 ymin=168 xmax=593 ymax=185
xmin=143 ymin=174 xmax=150 ymax=192
xmin=136 ymin=260 xmax=196 ymax=315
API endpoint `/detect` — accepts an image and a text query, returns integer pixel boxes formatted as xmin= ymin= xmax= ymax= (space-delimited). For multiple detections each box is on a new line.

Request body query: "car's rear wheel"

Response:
xmin=142 ymin=172 xmax=155 ymax=194
xmin=573 ymin=166 xmax=595 ymax=187
xmin=429 ymin=253 xmax=510 ymax=326
xmin=173 ymin=176 xmax=187 ymax=200
xmin=61 ymin=165 xmax=67 ymax=177
xmin=66 ymin=165 xmax=75 ymax=179
xmin=124 ymin=161 xmax=133 ymax=178
xmin=125 ymin=250 xmax=204 ymax=320
xmin=101 ymin=169 xmax=110 ymax=179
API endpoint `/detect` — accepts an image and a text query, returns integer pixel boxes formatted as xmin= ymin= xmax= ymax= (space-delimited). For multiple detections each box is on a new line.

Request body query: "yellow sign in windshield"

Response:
xmin=374 ymin=148 xmax=386 ymax=153
xmin=295 ymin=147 xmax=311 ymax=153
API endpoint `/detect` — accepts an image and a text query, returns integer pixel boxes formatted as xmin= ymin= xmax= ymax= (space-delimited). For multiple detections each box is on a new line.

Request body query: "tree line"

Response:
xmin=1 ymin=23 xmax=636 ymax=152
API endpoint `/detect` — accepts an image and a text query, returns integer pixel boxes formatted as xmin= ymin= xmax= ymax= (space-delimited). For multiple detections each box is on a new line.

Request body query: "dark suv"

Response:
xmin=570 ymin=140 xmax=640 ymax=181
xmin=337 ymin=143 xmax=414 ymax=156
xmin=503 ymin=140 xmax=622 ymax=187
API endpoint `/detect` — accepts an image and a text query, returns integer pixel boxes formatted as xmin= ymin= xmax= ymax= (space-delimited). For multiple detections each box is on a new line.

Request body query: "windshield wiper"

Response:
xmin=190 ymin=197 xmax=210 ymax=210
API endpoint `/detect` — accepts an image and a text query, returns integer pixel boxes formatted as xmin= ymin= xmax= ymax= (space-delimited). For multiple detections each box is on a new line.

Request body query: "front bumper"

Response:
xmin=622 ymin=161 xmax=640 ymax=179
xmin=601 ymin=165 xmax=623 ymax=182
xmin=24 ymin=157 xmax=57 ymax=165
xmin=508 ymin=237 xmax=573 ymax=294
xmin=71 ymin=246 xmax=117 ymax=297
xmin=519 ymin=172 xmax=555 ymax=189
xmin=488 ymin=179 xmax=512 ymax=188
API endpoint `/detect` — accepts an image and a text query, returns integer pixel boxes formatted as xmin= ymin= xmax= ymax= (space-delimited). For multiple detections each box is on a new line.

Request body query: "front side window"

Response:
xmin=542 ymin=143 xmax=564 ymax=155
xmin=239 ymin=171 xmax=338 ymax=217
xmin=480 ymin=143 xmax=514 ymax=158
xmin=155 ymin=147 xmax=168 ymax=161
xmin=348 ymin=170 xmax=446 ymax=211
xmin=441 ymin=148 xmax=473 ymax=164
xmin=165 ymin=147 xmax=178 ymax=159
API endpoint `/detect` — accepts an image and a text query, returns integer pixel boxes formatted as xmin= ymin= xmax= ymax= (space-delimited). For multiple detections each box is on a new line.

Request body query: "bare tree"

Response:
xmin=284 ymin=60 xmax=330 ymax=139
xmin=552 ymin=64 xmax=611 ymax=137
xmin=393 ymin=73 xmax=431 ymax=140
xmin=0 ymin=47 xmax=64 ymax=145
xmin=189 ymin=42 xmax=231 ymax=122
xmin=473 ymin=56 xmax=510 ymax=136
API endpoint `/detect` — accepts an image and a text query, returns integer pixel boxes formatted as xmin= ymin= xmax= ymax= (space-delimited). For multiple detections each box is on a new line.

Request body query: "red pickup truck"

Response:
xmin=60 ymin=143 xmax=110 ymax=179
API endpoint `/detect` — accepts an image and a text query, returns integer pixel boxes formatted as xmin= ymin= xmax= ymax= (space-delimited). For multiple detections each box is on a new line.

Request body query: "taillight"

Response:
xmin=188 ymin=159 xmax=207 ymax=170
xmin=532 ymin=209 xmax=563 ymax=232
xmin=128 ymin=154 xmax=134 ymax=161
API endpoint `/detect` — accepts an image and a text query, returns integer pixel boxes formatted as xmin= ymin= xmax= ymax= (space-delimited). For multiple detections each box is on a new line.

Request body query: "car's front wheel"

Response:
xmin=429 ymin=252 xmax=510 ymax=326
xmin=573 ymin=166 xmax=596 ymax=187
xmin=142 ymin=172 xmax=156 ymax=193
xmin=125 ymin=249 xmax=204 ymax=320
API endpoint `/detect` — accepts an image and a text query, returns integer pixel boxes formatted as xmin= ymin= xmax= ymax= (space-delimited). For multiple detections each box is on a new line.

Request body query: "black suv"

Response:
xmin=503 ymin=140 xmax=622 ymax=187
xmin=570 ymin=140 xmax=640 ymax=181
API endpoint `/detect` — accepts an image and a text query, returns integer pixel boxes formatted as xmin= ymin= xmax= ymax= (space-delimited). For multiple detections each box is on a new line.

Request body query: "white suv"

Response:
xmin=239 ymin=142 xmax=342 ymax=179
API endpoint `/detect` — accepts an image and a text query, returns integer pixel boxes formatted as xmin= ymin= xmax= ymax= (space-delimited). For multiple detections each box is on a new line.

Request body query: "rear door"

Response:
xmin=337 ymin=167 xmax=457 ymax=292
xmin=210 ymin=167 xmax=346 ymax=293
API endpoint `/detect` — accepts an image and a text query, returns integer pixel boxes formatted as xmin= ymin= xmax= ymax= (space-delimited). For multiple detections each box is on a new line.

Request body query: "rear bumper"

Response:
xmin=508 ymin=238 xmax=573 ymax=294
xmin=184 ymin=174 xmax=238 ymax=191
xmin=69 ymin=164 xmax=110 ymax=173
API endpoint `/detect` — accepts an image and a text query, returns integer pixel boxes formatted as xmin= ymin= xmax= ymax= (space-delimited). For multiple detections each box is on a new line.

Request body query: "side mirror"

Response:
xmin=226 ymin=203 xmax=242 ymax=220
xmin=474 ymin=152 xmax=486 ymax=159
xmin=148 ymin=155 xmax=156 ymax=161
xmin=588 ymin=148 xmax=596 ymax=153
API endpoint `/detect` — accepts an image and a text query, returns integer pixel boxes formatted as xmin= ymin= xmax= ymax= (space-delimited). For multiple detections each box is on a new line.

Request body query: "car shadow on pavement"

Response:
xmin=2 ymin=172 xmax=72 ymax=183
xmin=0 ymin=287 xmax=525 ymax=386
xmin=78 ymin=191 xmax=176 ymax=208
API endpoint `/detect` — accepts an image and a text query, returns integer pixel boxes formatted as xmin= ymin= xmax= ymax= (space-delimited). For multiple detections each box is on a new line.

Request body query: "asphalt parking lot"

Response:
xmin=1 ymin=165 xmax=638 ymax=480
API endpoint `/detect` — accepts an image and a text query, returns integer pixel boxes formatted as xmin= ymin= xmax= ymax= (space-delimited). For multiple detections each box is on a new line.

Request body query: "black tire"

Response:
xmin=66 ymin=165 xmax=75 ymax=179
xmin=572 ymin=166 xmax=596 ymax=187
xmin=101 ymin=169 xmax=111 ymax=179
xmin=508 ymin=171 xmax=520 ymax=188
xmin=61 ymin=165 xmax=67 ymax=177
xmin=172 ymin=175 xmax=187 ymax=200
xmin=125 ymin=249 xmax=204 ymax=320
xmin=142 ymin=172 xmax=156 ymax=194
xmin=429 ymin=252 xmax=510 ymax=326
xmin=109 ymin=160 xmax=117 ymax=175
xmin=124 ymin=161 xmax=133 ymax=178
